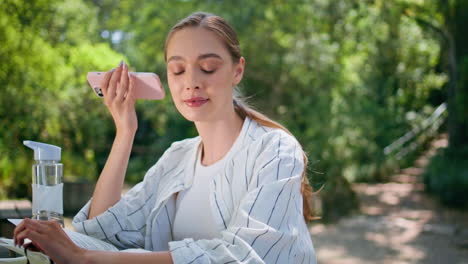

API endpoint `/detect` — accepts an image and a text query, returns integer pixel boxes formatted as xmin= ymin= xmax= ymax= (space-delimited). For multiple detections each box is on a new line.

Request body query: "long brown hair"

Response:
xmin=164 ymin=12 xmax=316 ymax=222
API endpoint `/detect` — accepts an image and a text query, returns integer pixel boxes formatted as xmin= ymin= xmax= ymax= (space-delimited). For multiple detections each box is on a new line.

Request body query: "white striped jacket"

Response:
xmin=72 ymin=117 xmax=317 ymax=263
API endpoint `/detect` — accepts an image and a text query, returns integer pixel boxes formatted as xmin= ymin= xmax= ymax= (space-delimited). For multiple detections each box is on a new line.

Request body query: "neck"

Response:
xmin=195 ymin=108 xmax=244 ymax=166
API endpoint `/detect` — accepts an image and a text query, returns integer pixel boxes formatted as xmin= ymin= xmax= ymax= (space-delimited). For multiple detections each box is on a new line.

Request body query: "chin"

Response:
xmin=179 ymin=108 xmax=212 ymax=123
xmin=183 ymin=113 xmax=213 ymax=123
xmin=175 ymin=102 xmax=221 ymax=123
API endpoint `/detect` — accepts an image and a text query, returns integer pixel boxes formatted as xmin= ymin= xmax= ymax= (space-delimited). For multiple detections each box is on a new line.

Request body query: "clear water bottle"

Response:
xmin=24 ymin=140 xmax=64 ymax=226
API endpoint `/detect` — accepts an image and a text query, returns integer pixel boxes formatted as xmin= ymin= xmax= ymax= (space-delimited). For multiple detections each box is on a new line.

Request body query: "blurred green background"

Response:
xmin=1 ymin=0 xmax=467 ymax=220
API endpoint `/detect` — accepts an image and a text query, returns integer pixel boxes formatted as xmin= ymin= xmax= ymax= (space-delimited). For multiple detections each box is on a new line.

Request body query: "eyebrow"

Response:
xmin=167 ymin=53 xmax=223 ymax=63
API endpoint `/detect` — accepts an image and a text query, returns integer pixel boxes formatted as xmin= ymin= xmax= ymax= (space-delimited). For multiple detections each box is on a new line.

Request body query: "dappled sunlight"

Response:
xmin=315 ymin=247 xmax=371 ymax=264
xmin=310 ymin=135 xmax=468 ymax=263
xmin=310 ymin=210 xmax=468 ymax=263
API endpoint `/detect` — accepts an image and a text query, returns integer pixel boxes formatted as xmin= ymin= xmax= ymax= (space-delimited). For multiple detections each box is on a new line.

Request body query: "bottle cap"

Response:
xmin=23 ymin=140 xmax=61 ymax=161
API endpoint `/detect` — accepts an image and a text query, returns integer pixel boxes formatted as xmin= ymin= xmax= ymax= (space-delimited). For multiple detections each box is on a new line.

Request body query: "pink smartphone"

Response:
xmin=87 ymin=71 xmax=165 ymax=100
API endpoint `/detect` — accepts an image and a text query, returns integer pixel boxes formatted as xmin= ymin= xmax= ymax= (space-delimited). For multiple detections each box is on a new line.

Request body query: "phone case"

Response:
xmin=86 ymin=72 xmax=165 ymax=100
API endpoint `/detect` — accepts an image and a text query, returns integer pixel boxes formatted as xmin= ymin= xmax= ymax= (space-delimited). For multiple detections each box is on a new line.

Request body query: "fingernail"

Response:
xmin=119 ymin=60 xmax=124 ymax=67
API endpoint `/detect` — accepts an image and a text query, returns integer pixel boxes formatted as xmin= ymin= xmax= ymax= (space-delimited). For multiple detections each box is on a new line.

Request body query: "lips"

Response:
xmin=183 ymin=97 xmax=209 ymax=107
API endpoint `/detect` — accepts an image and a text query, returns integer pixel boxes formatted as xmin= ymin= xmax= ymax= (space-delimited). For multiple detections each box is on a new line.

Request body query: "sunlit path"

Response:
xmin=310 ymin=134 xmax=468 ymax=264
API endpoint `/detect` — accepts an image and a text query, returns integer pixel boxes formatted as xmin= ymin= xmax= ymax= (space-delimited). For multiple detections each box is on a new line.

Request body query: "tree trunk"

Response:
xmin=442 ymin=0 xmax=468 ymax=150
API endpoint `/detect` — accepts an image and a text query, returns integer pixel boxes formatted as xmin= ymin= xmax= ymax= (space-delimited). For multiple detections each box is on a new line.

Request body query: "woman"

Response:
xmin=14 ymin=12 xmax=316 ymax=264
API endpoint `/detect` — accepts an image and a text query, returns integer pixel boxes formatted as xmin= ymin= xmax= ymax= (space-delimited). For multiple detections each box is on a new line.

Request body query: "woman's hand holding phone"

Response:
xmin=101 ymin=61 xmax=138 ymax=135
xmin=88 ymin=61 xmax=140 ymax=219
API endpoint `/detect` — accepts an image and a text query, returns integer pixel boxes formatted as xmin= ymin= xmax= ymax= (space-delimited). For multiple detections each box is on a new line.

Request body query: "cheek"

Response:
xmin=167 ymin=75 xmax=182 ymax=92
xmin=168 ymin=82 xmax=185 ymax=114
xmin=211 ymin=73 xmax=234 ymax=95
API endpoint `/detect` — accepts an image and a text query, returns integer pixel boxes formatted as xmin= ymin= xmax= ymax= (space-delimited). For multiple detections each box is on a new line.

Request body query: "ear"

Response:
xmin=232 ymin=57 xmax=245 ymax=86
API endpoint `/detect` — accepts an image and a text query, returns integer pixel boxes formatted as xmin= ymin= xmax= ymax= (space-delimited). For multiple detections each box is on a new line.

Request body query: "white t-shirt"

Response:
xmin=173 ymin=135 xmax=242 ymax=241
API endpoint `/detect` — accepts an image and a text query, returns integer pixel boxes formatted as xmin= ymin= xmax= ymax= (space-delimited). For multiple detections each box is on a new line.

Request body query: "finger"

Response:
xmin=117 ymin=62 xmax=129 ymax=101
xmin=30 ymin=219 xmax=61 ymax=236
xmin=126 ymin=72 xmax=135 ymax=102
xmin=24 ymin=219 xmax=46 ymax=234
xmin=14 ymin=218 xmax=46 ymax=245
xmin=108 ymin=61 xmax=124 ymax=100
xmin=24 ymin=242 xmax=44 ymax=253
xmin=100 ymin=68 xmax=115 ymax=98
xmin=15 ymin=228 xmax=42 ymax=247
xmin=48 ymin=219 xmax=63 ymax=231
xmin=14 ymin=218 xmax=28 ymax=245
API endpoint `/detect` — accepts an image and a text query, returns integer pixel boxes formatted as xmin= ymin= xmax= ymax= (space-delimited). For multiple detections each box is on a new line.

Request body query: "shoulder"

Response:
xmin=242 ymin=118 xmax=303 ymax=162
xmin=158 ymin=136 xmax=199 ymax=167
xmin=234 ymin=119 xmax=304 ymax=188
xmin=144 ymin=136 xmax=199 ymax=179
xmin=165 ymin=136 xmax=200 ymax=156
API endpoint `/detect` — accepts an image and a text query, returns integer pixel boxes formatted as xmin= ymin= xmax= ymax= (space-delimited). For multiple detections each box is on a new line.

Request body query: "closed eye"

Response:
xmin=202 ymin=69 xmax=215 ymax=74
xmin=173 ymin=69 xmax=215 ymax=75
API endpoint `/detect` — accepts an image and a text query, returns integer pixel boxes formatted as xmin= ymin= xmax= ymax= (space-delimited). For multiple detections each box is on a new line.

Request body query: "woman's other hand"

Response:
xmin=13 ymin=218 xmax=86 ymax=264
xmin=101 ymin=61 xmax=138 ymax=135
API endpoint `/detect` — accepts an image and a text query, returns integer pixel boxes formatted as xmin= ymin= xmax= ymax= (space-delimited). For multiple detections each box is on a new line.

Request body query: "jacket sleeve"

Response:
xmin=168 ymin=131 xmax=316 ymax=264
xmin=72 ymin=155 xmax=166 ymax=249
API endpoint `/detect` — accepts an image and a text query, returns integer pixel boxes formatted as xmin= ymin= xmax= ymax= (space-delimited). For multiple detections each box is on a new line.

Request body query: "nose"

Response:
xmin=184 ymin=68 xmax=201 ymax=90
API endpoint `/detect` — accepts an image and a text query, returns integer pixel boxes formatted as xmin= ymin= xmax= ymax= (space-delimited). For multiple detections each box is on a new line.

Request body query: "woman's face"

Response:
xmin=166 ymin=27 xmax=244 ymax=122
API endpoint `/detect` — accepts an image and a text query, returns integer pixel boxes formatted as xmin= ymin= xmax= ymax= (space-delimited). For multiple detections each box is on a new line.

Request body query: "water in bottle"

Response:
xmin=24 ymin=140 xmax=64 ymax=226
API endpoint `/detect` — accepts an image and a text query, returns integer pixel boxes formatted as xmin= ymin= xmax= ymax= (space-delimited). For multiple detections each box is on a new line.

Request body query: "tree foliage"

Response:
xmin=1 ymin=0 xmax=465 ymax=218
xmin=0 ymin=0 xmax=122 ymax=197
